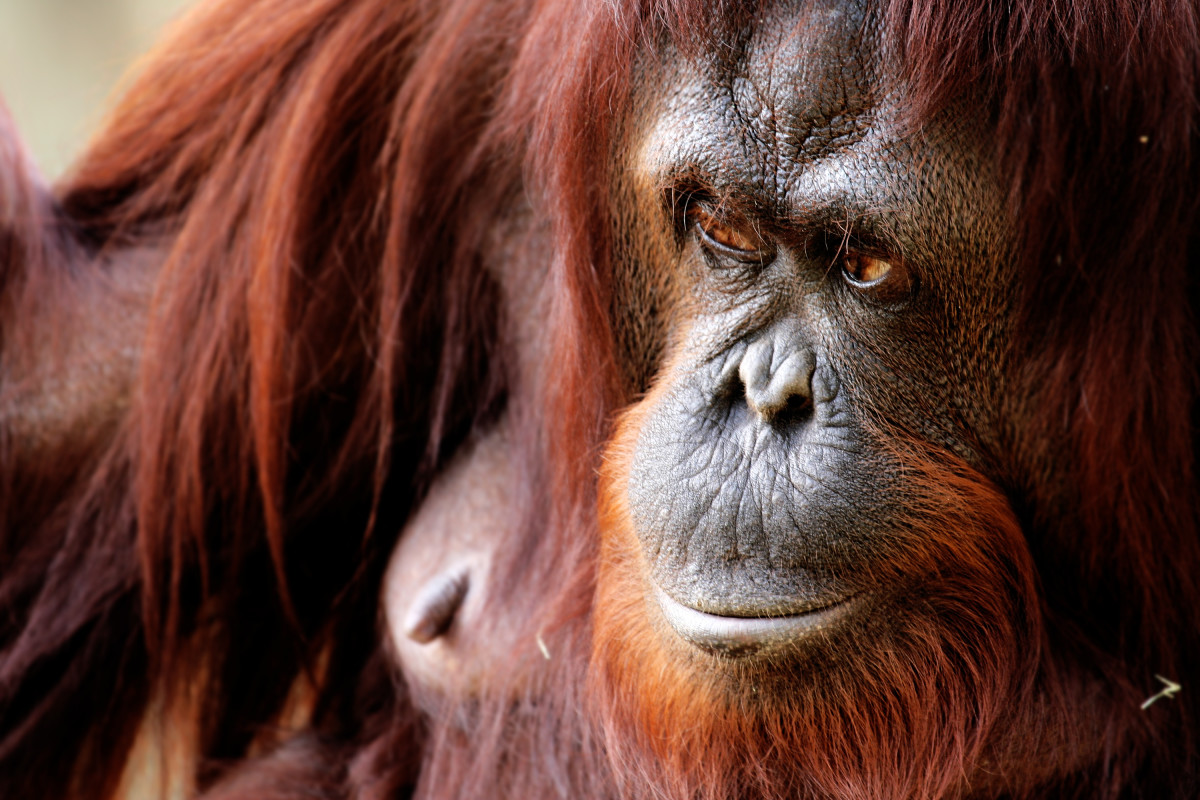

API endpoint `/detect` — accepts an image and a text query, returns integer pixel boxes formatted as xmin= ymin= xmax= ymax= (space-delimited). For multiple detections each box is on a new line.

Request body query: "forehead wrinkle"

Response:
xmin=634 ymin=0 xmax=888 ymax=219
xmin=720 ymin=0 xmax=877 ymax=201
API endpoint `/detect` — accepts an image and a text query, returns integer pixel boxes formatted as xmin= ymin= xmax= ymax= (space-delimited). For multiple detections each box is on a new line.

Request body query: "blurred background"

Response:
xmin=0 ymin=0 xmax=194 ymax=179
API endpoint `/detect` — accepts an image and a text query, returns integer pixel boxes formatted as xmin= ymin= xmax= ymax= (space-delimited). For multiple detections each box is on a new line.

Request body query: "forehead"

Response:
xmin=728 ymin=0 xmax=875 ymax=169
xmin=638 ymin=0 xmax=877 ymax=198
xmin=631 ymin=0 xmax=1005 ymax=289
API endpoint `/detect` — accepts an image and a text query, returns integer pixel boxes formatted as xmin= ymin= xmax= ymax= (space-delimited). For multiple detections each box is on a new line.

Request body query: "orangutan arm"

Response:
xmin=0 ymin=100 xmax=156 ymax=524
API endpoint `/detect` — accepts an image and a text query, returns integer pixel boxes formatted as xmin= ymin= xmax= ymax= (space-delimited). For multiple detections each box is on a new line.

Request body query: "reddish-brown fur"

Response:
xmin=1 ymin=0 xmax=1197 ymax=798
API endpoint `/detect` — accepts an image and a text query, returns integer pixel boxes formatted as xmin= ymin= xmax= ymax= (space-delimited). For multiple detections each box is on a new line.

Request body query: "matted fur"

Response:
xmin=0 ymin=0 xmax=1196 ymax=798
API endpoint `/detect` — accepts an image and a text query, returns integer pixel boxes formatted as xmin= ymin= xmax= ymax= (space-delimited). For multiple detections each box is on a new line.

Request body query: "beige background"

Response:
xmin=0 ymin=0 xmax=194 ymax=179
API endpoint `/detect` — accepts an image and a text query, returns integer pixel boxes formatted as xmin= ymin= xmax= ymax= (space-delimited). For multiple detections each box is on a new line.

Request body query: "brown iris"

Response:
xmin=688 ymin=203 xmax=765 ymax=258
xmin=842 ymin=252 xmax=892 ymax=285
xmin=841 ymin=250 xmax=914 ymax=304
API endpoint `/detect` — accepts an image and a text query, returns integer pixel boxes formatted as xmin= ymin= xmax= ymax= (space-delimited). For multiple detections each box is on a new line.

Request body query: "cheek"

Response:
xmin=596 ymin=401 xmax=709 ymax=681
xmin=382 ymin=428 xmax=526 ymax=710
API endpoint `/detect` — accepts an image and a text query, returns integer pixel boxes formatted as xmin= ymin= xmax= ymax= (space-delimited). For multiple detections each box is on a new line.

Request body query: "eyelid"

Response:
xmin=686 ymin=200 xmax=772 ymax=262
xmin=841 ymin=251 xmax=893 ymax=285
xmin=836 ymin=247 xmax=913 ymax=304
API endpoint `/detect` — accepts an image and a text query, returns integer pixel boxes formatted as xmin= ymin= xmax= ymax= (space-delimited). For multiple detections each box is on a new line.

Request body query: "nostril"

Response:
xmin=713 ymin=345 xmax=751 ymax=404
xmin=739 ymin=345 xmax=815 ymax=426
xmin=744 ymin=385 xmax=813 ymax=426
xmin=718 ymin=362 xmax=747 ymax=404
xmin=404 ymin=567 xmax=470 ymax=643
xmin=775 ymin=392 xmax=814 ymax=426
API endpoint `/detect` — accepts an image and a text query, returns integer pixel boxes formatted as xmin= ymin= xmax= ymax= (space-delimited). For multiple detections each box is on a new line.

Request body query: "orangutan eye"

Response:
xmin=839 ymin=250 xmax=913 ymax=304
xmin=841 ymin=252 xmax=892 ymax=285
xmin=687 ymin=202 xmax=769 ymax=261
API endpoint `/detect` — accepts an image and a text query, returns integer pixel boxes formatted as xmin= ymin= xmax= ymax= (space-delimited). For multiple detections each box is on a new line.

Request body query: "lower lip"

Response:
xmin=653 ymin=586 xmax=861 ymax=656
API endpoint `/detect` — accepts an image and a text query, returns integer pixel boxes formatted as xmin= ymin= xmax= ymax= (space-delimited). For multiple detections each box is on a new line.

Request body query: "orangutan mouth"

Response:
xmin=652 ymin=585 xmax=862 ymax=657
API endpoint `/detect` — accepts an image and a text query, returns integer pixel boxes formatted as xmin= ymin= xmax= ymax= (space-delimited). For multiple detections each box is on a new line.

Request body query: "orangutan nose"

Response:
xmin=403 ymin=567 xmax=470 ymax=643
xmin=737 ymin=325 xmax=815 ymax=424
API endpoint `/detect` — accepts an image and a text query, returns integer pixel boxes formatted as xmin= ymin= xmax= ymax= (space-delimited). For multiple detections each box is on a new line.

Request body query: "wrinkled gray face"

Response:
xmin=621 ymin=0 xmax=1016 ymax=653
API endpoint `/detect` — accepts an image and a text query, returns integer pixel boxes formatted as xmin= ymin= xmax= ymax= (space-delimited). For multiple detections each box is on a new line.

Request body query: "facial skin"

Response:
xmin=383 ymin=200 xmax=556 ymax=711
xmin=613 ymin=0 xmax=1017 ymax=657
xmin=384 ymin=424 xmax=521 ymax=707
